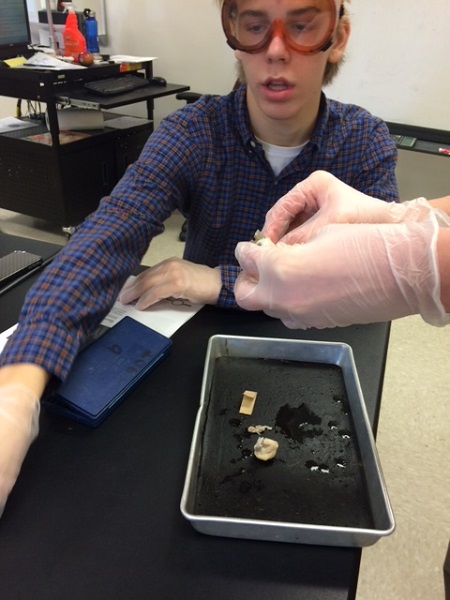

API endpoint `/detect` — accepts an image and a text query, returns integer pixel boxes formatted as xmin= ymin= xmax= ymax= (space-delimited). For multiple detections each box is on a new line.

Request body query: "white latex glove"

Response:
xmin=235 ymin=214 xmax=450 ymax=329
xmin=262 ymin=170 xmax=448 ymax=244
xmin=0 ymin=384 xmax=40 ymax=517
xmin=119 ymin=257 xmax=221 ymax=309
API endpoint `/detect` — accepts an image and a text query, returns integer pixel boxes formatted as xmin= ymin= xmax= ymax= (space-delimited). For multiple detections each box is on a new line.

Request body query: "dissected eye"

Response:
xmin=253 ymin=437 xmax=279 ymax=461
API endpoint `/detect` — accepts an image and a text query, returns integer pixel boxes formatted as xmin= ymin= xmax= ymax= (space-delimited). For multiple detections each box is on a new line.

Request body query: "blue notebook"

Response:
xmin=43 ymin=317 xmax=172 ymax=427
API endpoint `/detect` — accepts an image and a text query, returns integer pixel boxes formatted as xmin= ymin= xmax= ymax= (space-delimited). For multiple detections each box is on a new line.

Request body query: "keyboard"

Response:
xmin=84 ymin=75 xmax=151 ymax=97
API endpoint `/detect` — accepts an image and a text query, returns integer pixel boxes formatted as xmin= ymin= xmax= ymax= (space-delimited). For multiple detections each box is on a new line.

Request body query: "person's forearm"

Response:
xmin=0 ymin=364 xmax=50 ymax=399
xmin=0 ymin=363 xmax=49 ymax=517
xmin=437 ymin=227 xmax=450 ymax=312
xmin=429 ymin=196 xmax=450 ymax=217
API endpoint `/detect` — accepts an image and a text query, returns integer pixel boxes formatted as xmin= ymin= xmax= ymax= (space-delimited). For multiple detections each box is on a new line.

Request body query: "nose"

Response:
xmin=266 ymin=22 xmax=290 ymax=60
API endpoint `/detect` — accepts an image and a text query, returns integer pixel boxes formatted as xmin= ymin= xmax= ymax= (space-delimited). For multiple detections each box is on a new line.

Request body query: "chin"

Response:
xmin=260 ymin=100 xmax=304 ymax=122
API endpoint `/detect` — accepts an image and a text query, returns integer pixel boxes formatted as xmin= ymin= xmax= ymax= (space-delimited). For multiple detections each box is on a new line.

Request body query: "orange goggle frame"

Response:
xmin=221 ymin=0 xmax=344 ymax=55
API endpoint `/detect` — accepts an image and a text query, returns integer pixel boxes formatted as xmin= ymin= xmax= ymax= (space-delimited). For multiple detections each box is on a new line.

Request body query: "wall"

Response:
xmin=100 ymin=0 xmax=448 ymax=199
xmin=396 ymin=151 xmax=450 ymax=201
xmin=6 ymin=0 xmax=450 ymax=128
xmin=2 ymin=0 xmax=449 ymax=200
xmin=79 ymin=0 xmax=450 ymax=201
xmin=92 ymin=0 xmax=450 ymax=131
xmin=326 ymin=0 xmax=450 ymax=130
xmin=98 ymin=0 xmax=236 ymax=124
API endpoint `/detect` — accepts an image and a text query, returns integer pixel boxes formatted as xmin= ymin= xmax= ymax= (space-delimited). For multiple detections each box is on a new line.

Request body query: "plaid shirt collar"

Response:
xmin=233 ymin=85 xmax=330 ymax=152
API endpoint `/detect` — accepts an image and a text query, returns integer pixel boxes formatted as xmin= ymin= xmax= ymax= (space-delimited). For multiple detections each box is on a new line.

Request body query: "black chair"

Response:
xmin=176 ymin=91 xmax=203 ymax=105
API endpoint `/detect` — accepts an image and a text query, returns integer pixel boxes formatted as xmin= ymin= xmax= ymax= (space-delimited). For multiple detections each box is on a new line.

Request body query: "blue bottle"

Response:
xmin=83 ymin=9 xmax=99 ymax=53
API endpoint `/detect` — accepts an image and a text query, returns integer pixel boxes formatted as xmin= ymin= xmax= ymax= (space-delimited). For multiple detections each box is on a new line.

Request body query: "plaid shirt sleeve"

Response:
xmin=0 ymin=205 xmax=155 ymax=381
xmin=0 ymin=107 xmax=205 ymax=380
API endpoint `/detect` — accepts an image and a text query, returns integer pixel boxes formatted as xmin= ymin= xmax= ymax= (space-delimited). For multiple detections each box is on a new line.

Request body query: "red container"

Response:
xmin=63 ymin=9 xmax=86 ymax=61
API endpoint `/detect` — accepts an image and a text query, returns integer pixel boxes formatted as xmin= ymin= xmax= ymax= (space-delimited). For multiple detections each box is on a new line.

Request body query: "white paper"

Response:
xmin=22 ymin=52 xmax=86 ymax=70
xmin=100 ymin=296 xmax=203 ymax=338
xmin=105 ymin=116 xmax=152 ymax=130
xmin=110 ymin=55 xmax=158 ymax=64
xmin=0 ymin=117 xmax=40 ymax=134
xmin=0 ymin=324 xmax=17 ymax=355
xmin=100 ymin=276 xmax=203 ymax=337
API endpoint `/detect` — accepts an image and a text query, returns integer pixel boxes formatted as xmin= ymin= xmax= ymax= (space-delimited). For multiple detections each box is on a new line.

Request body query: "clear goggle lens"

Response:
xmin=222 ymin=0 xmax=340 ymax=55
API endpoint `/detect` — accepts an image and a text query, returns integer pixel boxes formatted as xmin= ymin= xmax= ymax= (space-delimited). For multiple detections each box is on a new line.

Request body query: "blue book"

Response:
xmin=43 ymin=317 xmax=172 ymax=427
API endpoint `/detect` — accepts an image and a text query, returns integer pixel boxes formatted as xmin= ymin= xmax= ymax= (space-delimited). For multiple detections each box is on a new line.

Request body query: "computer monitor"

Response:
xmin=0 ymin=0 xmax=31 ymax=60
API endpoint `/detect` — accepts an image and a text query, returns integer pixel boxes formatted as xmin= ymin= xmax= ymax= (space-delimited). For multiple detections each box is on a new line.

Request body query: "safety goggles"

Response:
xmin=221 ymin=0 xmax=344 ymax=55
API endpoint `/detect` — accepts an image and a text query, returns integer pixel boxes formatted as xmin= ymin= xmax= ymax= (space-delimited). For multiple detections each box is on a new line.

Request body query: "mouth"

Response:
xmin=263 ymin=78 xmax=292 ymax=92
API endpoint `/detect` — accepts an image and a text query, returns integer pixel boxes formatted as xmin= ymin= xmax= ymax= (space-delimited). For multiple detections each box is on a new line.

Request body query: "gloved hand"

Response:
xmin=119 ymin=258 xmax=221 ymax=309
xmin=0 ymin=384 xmax=40 ymax=517
xmin=235 ymin=213 xmax=450 ymax=329
xmin=262 ymin=170 xmax=448 ymax=244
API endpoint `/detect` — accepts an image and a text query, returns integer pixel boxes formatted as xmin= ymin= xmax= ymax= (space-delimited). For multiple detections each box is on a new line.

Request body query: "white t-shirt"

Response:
xmin=256 ymin=138 xmax=308 ymax=176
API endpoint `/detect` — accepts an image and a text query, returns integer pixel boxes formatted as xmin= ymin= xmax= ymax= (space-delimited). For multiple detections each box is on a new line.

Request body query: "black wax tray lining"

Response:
xmin=194 ymin=356 xmax=374 ymax=529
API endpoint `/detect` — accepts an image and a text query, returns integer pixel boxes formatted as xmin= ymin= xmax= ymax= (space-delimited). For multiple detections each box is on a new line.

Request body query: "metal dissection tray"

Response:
xmin=180 ymin=335 xmax=395 ymax=547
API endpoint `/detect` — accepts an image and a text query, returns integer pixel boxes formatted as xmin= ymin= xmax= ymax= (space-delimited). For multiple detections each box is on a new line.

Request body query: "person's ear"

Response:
xmin=328 ymin=15 xmax=350 ymax=63
xmin=234 ymin=50 xmax=246 ymax=82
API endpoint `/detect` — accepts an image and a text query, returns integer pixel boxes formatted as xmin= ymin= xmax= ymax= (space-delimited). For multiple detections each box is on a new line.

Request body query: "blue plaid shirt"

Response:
xmin=1 ymin=86 xmax=398 ymax=381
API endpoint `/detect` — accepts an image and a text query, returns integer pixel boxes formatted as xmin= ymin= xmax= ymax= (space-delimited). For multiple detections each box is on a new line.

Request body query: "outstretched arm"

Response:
xmin=436 ymin=227 xmax=450 ymax=312
xmin=262 ymin=171 xmax=449 ymax=244
xmin=0 ymin=364 xmax=50 ymax=517
xmin=430 ymin=195 xmax=450 ymax=217
xmin=235 ymin=215 xmax=450 ymax=329
xmin=235 ymin=178 xmax=450 ymax=329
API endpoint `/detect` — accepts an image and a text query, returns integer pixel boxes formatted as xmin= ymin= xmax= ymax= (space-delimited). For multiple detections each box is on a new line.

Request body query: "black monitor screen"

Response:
xmin=0 ymin=0 xmax=31 ymax=59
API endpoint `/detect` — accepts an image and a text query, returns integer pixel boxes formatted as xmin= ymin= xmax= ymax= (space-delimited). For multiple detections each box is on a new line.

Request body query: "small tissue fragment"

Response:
xmin=247 ymin=425 xmax=272 ymax=435
xmin=239 ymin=390 xmax=257 ymax=416
xmin=253 ymin=437 xmax=279 ymax=461
xmin=253 ymin=230 xmax=275 ymax=247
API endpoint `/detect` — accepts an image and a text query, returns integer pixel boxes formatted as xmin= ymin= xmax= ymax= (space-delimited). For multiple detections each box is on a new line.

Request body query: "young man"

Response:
xmin=0 ymin=0 xmax=397 ymax=514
